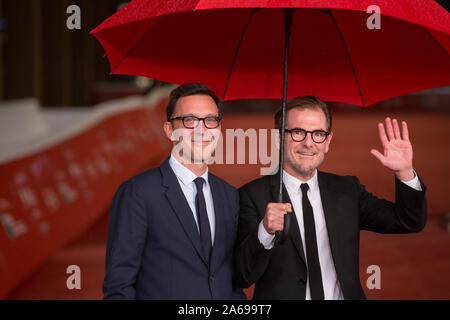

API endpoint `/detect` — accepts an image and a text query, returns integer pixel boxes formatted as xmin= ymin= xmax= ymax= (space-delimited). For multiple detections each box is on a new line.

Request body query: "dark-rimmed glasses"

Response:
xmin=285 ymin=128 xmax=330 ymax=143
xmin=169 ymin=115 xmax=221 ymax=129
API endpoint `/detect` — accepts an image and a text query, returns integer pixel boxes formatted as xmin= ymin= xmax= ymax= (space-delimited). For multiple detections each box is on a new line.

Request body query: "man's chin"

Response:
xmin=187 ymin=149 xmax=215 ymax=164
xmin=290 ymin=162 xmax=317 ymax=179
xmin=299 ymin=168 xmax=315 ymax=178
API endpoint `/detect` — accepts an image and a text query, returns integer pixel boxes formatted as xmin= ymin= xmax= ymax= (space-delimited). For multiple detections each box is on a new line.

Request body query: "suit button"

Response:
xmin=210 ymin=276 xmax=214 ymax=282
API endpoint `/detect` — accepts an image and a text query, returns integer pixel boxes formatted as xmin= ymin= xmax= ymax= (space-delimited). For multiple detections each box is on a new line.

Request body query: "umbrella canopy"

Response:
xmin=92 ymin=0 xmax=450 ymax=106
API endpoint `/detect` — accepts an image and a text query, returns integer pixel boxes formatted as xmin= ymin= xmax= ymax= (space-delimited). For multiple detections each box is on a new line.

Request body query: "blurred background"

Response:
xmin=0 ymin=0 xmax=449 ymax=300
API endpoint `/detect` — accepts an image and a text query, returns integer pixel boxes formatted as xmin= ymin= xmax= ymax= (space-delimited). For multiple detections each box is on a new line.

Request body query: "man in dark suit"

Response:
xmin=103 ymin=83 xmax=243 ymax=299
xmin=234 ymin=96 xmax=427 ymax=300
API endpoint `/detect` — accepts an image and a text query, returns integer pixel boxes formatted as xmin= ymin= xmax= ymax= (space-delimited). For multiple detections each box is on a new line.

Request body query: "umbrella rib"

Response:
xmin=420 ymin=26 xmax=449 ymax=56
xmin=222 ymin=9 xmax=257 ymax=100
xmin=112 ymin=15 xmax=169 ymax=74
xmin=327 ymin=10 xmax=366 ymax=106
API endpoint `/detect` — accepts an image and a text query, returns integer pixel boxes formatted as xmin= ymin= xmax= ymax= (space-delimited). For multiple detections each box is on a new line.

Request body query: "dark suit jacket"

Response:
xmin=103 ymin=158 xmax=244 ymax=299
xmin=233 ymin=171 xmax=427 ymax=300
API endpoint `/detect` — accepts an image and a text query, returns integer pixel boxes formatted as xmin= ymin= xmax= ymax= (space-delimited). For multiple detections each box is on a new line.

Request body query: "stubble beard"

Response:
xmin=285 ymin=150 xmax=324 ymax=180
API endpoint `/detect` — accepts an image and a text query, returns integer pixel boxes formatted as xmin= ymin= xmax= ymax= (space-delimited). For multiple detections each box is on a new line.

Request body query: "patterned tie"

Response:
xmin=300 ymin=183 xmax=325 ymax=300
xmin=194 ymin=177 xmax=212 ymax=265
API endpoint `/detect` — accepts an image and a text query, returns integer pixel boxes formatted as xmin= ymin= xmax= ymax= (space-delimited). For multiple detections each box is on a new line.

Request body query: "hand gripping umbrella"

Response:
xmin=92 ymin=0 xmax=450 ymax=243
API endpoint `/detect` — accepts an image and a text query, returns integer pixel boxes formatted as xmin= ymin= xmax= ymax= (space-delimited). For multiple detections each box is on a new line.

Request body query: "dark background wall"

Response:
xmin=0 ymin=0 xmax=134 ymax=107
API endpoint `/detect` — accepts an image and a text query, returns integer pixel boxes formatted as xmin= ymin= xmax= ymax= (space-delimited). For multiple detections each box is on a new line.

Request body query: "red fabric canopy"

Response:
xmin=92 ymin=0 xmax=450 ymax=106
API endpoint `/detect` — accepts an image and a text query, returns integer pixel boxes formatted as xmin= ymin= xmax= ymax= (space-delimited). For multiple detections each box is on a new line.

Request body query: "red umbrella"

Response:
xmin=92 ymin=0 xmax=450 ymax=106
xmin=91 ymin=0 xmax=450 ymax=242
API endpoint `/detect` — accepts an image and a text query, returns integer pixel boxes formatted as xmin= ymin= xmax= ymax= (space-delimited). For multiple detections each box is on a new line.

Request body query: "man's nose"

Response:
xmin=194 ymin=120 xmax=207 ymax=134
xmin=302 ymin=132 xmax=314 ymax=147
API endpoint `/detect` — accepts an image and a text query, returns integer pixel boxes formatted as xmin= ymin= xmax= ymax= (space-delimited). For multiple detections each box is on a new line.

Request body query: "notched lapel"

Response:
xmin=269 ymin=174 xmax=307 ymax=266
xmin=160 ymin=159 xmax=207 ymax=265
xmin=317 ymin=172 xmax=341 ymax=272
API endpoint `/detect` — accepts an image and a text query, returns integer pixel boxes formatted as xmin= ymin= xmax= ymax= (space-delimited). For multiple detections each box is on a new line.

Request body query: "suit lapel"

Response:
xmin=160 ymin=159 xmax=207 ymax=265
xmin=208 ymin=174 xmax=226 ymax=274
xmin=317 ymin=171 xmax=341 ymax=273
xmin=269 ymin=173 xmax=307 ymax=266
xmin=268 ymin=171 xmax=344 ymax=283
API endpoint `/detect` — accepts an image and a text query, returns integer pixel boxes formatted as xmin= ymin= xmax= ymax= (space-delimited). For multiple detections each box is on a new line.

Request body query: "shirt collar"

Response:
xmin=283 ymin=169 xmax=319 ymax=194
xmin=169 ymin=155 xmax=209 ymax=186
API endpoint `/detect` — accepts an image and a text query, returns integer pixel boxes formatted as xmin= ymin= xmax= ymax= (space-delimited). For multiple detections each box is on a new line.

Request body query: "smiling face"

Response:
xmin=283 ymin=107 xmax=333 ymax=181
xmin=163 ymin=94 xmax=221 ymax=164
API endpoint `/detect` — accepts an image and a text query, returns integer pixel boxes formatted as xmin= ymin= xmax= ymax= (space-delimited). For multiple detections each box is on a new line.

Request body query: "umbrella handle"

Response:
xmin=275 ymin=8 xmax=295 ymax=245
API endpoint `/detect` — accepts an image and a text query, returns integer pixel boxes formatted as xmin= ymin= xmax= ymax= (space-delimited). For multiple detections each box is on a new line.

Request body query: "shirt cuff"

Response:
xmin=258 ymin=221 xmax=275 ymax=250
xmin=399 ymin=170 xmax=422 ymax=191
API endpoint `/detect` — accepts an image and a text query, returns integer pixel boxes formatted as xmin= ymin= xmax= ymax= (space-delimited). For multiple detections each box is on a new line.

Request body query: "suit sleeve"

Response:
xmin=233 ymin=186 xmax=273 ymax=288
xmin=358 ymin=174 xmax=427 ymax=233
xmin=103 ymin=179 xmax=148 ymax=300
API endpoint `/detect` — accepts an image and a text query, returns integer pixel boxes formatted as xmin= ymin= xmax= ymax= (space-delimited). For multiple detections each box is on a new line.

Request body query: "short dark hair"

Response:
xmin=274 ymin=96 xmax=332 ymax=132
xmin=166 ymin=83 xmax=221 ymax=120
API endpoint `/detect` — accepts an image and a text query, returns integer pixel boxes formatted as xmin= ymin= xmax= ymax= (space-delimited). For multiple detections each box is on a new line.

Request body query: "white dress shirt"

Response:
xmin=258 ymin=169 xmax=422 ymax=300
xmin=169 ymin=155 xmax=215 ymax=244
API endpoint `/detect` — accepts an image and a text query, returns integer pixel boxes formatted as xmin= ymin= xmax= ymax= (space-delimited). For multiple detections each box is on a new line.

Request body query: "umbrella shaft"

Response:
xmin=278 ymin=8 xmax=295 ymax=203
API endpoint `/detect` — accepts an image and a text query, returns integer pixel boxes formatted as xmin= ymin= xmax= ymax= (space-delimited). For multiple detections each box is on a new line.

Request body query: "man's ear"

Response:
xmin=324 ymin=131 xmax=333 ymax=153
xmin=163 ymin=121 xmax=174 ymax=141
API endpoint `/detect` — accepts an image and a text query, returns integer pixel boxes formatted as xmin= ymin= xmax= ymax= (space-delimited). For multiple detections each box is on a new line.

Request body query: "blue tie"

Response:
xmin=194 ymin=177 xmax=212 ymax=265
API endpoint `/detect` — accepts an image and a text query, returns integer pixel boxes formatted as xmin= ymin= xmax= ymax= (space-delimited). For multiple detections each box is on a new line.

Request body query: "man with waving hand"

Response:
xmin=234 ymin=96 xmax=427 ymax=300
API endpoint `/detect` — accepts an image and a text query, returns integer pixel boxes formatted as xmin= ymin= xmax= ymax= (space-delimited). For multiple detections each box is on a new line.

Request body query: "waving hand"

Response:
xmin=370 ymin=117 xmax=415 ymax=181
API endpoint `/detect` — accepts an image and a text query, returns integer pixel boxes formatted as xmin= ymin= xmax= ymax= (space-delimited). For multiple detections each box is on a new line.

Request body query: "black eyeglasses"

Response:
xmin=169 ymin=115 xmax=221 ymax=129
xmin=284 ymin=128 xmax=330 ymax=143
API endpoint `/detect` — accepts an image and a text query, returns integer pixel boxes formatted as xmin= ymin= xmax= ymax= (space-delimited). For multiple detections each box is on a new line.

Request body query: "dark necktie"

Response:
xmin=194 ymin=177 xmax=212 ymax=265
xmin=300 ymin=183 xmax=325 ymax=300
